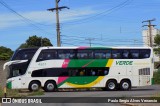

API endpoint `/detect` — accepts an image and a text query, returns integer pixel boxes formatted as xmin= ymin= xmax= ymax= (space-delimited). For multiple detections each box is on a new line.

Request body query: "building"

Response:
xmin=142 ymin=27 xmax=160 ymax=62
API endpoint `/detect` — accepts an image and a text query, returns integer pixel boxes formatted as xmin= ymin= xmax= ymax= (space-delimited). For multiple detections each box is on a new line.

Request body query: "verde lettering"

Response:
xmin=116 ymin=61 xmax=133 ymax=65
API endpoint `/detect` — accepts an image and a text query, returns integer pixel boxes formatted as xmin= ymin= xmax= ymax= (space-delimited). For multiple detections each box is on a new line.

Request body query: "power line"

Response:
xmin=62 ymin=35 xmax=143 ymax=42
xmin=62 ymin=0 xmax=132 ymax=26
xmin=0 ymin=0 xmax=54 ymax=36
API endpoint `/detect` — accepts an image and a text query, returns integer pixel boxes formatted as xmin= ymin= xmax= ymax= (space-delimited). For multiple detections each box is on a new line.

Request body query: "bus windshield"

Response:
xmin=11 ymin=48 xmax=38 ymax=61
xmin=6 ymin=48 xmax=38 ymax=78
xmin=6 ymin=60 xmax=30 ymax=78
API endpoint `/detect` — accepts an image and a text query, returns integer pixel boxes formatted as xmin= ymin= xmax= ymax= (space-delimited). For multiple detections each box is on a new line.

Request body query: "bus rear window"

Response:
xmin=139 ymin=49 xmax=150 ymax=58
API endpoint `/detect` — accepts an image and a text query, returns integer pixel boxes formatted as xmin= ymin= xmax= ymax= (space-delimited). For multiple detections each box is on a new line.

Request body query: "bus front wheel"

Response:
xmin=106 ymin=80 xmax=117 ymax=91
xmin=29 ymin=81 xmax=40 ymax=91
xmin=44 ymin=81 xmax=57 ymax=92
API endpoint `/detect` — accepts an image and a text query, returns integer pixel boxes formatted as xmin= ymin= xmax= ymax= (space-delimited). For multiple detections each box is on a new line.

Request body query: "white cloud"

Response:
xmin=0 ymin=7 xmax=97 ymax=29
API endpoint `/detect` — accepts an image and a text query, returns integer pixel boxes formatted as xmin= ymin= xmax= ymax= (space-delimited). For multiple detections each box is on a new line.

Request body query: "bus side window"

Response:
xmin=92 ymin=70 xmax=96 ymax=76
xmin=77 ymin=50 xmax=93 ymax=59
xmin=37 ymin=49 xmax=57 ymax=62
xmin=58 ymin=49 xmax=76 ymax=59
xmin=122 ymin=50 xmax=130 ymax=59
xmin=106 ymin=51 xmax=111 ymax=58
xmin=112 ymin=50 xmax=122 ymax=59
xmin=130 ymin=50 xmax=139 ymax=59
xmin=104 ymin=70 xmax=108 ymax=75
xmin=139 ymin=49 xmax=150 ymax=58
xmin=31 ymin=70 xmax=43 ymax=77
xmin=94 ymin=50 xmax=111 ymax=59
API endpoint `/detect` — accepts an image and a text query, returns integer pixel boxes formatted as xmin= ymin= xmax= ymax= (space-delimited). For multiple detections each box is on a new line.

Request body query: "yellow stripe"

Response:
xmin=65 ymin=76 xmax=104 ymax=88
xmin=106 ymin=59 xmax=114 ymax=67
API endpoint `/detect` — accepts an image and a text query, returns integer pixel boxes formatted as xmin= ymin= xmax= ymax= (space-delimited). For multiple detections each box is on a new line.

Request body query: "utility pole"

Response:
xmin=85 ymin=38 xmax=95 ymax=47
xmin=47 ymin=0 xmax=69 ymax=47
xmin=142 ymin=19 xmax=156 ymax=47
xmin=41 ymin=36 xmax=43 ymax=47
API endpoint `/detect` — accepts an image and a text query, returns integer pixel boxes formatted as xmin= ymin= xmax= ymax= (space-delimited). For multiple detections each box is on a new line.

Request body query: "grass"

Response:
xmin=0 ymin=86 xmax=44 ymax=97
xmin=28 ymin=90 xmax=44 ymax=96
xmin=153 ymin=69 xmax=160 ymax=84
xmin=152 ymin=92 xmax=160 ymax=97
xmin=0 ymin=87 xmax=3 ymax=97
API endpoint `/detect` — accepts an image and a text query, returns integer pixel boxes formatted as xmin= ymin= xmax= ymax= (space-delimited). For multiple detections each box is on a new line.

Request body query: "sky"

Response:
xmin=0 ymin=0 xmax=160 ymax=50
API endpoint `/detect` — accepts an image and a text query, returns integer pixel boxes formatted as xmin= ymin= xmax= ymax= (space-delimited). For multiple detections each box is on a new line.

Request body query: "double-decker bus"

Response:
xmin=3 ymin=46 xmax=154 ymax=92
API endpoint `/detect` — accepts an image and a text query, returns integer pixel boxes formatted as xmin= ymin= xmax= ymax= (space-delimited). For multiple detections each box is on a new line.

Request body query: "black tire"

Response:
xmin=44 ymin=81 xmax=57 ymax=92
xmin=106 ymin=80 xmax=117 ymax=91
xmin=120 ymin=80 xmax=131 ymax=91
xmin=29 ymin=81 xmax=40 ymax=91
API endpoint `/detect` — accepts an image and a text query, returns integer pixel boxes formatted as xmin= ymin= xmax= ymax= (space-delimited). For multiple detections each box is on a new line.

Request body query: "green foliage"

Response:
xmin=19 ymin=35 xmax=53 ymax=48
xmin=153 ymin=69 xmax=160 ymax=84
xmin=154 ymin=34 xmax=160 ymax=55
xmin=0 ymin=46 xmax=13 ymax=60
xmin=154 ymin=34 xmax=160 ymax=47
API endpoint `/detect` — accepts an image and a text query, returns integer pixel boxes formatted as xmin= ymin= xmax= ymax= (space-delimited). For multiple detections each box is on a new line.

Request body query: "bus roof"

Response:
xmin=36 ymin=46 xmax=152 ymax=50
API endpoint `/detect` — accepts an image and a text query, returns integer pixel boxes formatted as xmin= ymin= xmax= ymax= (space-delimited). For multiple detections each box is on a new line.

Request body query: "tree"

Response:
xmin=19 ymin=35 xmax=53 ymax=48
xmin=0 ymin=46 xmax=13 ymax=60
xmin=154 ymin=34 xmax=160 ymax=55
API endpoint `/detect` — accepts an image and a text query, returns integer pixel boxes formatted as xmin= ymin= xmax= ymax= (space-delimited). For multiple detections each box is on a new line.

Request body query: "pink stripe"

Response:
xmin=62 ymin=59 xmax=70 ymax=68
xmin=58 ymin=77 xmax=68 ymax=84
xmin=78 ymin=46 xmax=88 ymax=49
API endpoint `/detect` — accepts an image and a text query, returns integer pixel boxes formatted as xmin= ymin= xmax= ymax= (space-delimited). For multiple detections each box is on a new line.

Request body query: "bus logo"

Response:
xmin=116 ymin=61 xmax=133 ymax=65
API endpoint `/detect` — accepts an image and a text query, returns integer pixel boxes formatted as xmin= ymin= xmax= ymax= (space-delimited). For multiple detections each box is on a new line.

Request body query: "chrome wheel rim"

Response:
xmin=47 ymin=83 xmax=54 ymax=91
xmin=31 ymin=84 xmax=39 ymax=91
xmin=122 ymin=82 xmax=129 ymax=89
xmin=108 ymin=82 xmax=115 ymax=90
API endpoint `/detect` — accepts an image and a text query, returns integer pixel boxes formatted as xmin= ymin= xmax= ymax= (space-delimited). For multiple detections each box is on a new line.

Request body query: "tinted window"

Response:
xmin=58 ymin=49 xmax=75 ymax=59
xmin=44 ymin=68 xmax=69 ymax=77
xmin=130 ymin=50 xmax=139 ymax=59
xmin=31 ymin=67 xmax=109 ymax=77
xmin=112 ymin=50 xmax=122 ymax=59
xmin=139 ymin=49 xmax=150 ymax=58
xmin=8 ymin=61 xmax=29 ymax=78
xmin=122 ymin=50 xmax=130 ymax=59
xmin=77 ymin=50 xmax=93 ymax=59
xmin=31 ymin=70 xmax=43 ymax=77
xmin=94 ymin=50 xmax=111 ymax=59
xmin=37 ymin=49 xmax=57 ymax=62
xmin=11 ymin=48 xmax=38 ymax=60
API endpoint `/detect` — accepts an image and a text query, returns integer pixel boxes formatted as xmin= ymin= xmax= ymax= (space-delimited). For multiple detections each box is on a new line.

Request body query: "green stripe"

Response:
xmin=7 ymin=82 xmax=12 ymax=89
xmin=57 ymin=76 xmax=99 ymax=87
xmin=68 ymin=59 xmax=108 ymax=67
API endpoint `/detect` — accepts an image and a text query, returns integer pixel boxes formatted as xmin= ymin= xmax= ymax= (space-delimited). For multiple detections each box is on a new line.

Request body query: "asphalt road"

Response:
xmin=2 ymin=85 xmax=160 ymax=106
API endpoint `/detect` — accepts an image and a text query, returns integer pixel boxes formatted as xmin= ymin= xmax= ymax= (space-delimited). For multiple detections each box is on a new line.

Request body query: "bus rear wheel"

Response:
xmin=29 ymin=81 xmax=40 ymax=91
xmin=106 ymin=80 xmax=117 ymax=91
xmin=44 ymin=81 xmax=57 ymax=92
xmin=120 ymin=80 xmax=131 ymax=91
